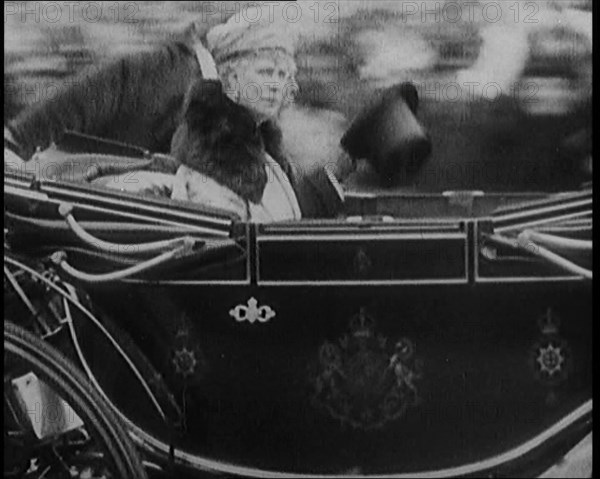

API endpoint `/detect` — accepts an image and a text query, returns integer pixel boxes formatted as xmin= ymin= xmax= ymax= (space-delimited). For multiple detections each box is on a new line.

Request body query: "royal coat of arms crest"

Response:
xmin=310 ymin=308 xmax=422 ymax=430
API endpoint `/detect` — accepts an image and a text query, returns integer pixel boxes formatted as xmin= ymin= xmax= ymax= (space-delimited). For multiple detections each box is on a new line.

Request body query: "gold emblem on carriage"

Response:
xmin=529 ymin=308 xmax=571 ymax=388
xmin=311 ymin=307 xmax=422 ymax=430
xmin=353 ymin=248 xmax=372 ymax=276
xmin=172 ymin=319 xmax=207 ymax=381
xmin=172 ymin=347 xmax=198 ymax=378
xmin=536 ymin=344 xmax=564 ymax=376
xmin=229 ymin=297 xmax=275 ymax=324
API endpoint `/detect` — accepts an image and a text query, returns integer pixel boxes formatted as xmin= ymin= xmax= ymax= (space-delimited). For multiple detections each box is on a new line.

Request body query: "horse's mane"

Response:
xmin=7 ymin=41 xmax=202 ymax=160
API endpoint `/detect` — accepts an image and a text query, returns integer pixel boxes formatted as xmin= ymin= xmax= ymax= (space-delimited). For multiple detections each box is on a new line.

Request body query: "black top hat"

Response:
xmin=341 ymin=82 xmax=431 ymax=185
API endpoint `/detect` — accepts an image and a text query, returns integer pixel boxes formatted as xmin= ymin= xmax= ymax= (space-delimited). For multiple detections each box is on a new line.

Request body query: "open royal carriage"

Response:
xmin=4 ymin=122 xmax=592 ymax=477
xmin=3 ymin=2 xmax=594 ymax=472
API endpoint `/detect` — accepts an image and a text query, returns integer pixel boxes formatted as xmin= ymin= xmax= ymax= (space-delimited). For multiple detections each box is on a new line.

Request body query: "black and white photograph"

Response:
xmin=4 ymin=1 xmax=592 ymax=477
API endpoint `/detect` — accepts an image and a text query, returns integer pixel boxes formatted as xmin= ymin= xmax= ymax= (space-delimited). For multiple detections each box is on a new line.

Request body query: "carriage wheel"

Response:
xmin=4 ymin=321 xmax=148 ymax=479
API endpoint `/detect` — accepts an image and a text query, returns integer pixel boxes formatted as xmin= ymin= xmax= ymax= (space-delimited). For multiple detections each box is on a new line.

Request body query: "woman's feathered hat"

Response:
xmin=206 ymin=4 xmax=296 ymax=64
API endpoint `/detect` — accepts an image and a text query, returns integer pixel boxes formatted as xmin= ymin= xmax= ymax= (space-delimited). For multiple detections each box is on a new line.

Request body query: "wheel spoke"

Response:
xmin=4 ymin=321 xmax=148 ymax=478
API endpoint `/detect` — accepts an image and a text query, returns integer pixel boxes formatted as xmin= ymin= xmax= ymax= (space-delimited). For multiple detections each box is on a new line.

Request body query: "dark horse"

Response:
xmin=6 ymin=40 xmax=202 ymax=162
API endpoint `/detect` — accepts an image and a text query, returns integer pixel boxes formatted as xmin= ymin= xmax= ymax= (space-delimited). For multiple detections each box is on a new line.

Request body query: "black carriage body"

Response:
xmin=4 ymin=170 xmax=592 ymax=477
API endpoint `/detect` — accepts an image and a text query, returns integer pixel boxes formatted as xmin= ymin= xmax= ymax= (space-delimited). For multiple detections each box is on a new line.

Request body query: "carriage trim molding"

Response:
xmin=124 ymin=399 xmax=592 ymax=478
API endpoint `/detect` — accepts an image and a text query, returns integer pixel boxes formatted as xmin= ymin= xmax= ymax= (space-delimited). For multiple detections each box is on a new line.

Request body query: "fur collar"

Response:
xmin=171 ymin=117 xmax=294 ymax=205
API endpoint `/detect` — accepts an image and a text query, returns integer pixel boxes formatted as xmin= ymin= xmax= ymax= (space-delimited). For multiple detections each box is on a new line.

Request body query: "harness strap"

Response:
xmin=192 ymin=41 xmax=219 ymax=80
xmin=4 ymin=126 xmax=21 ymax=155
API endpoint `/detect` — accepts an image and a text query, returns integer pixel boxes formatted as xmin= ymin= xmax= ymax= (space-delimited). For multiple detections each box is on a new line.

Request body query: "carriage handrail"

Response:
xmin=59 ymin=203 xmax=205 ymax=255
xmin=518 ymin=229 xmax=592 ymax=252
xmin=50 ymin=238 xmax=198 ymax=283
xmin=485 ymin=233 xmax=592 ymax=280
xmin=81 ymin=153 xmax=179 ymax=182
xmin=81 ymin=158 xmax=154 ymax=182
xmin=491 ymin=189 xmax=592 ymax=233
xmin=50 ymin=236 xmax=243 ymax=283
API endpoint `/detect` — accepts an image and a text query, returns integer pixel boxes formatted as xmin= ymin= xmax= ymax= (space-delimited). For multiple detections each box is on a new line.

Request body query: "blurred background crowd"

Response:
xmin=4 ymin=0 xmax=593 ymax=191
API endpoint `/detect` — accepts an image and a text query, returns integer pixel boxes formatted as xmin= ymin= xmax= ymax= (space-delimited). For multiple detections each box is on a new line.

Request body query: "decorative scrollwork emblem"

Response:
xmin=310 ymin=307 xmax=422 ymax=430
xmin=229 ymin=297 xmax=275 ymax=324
